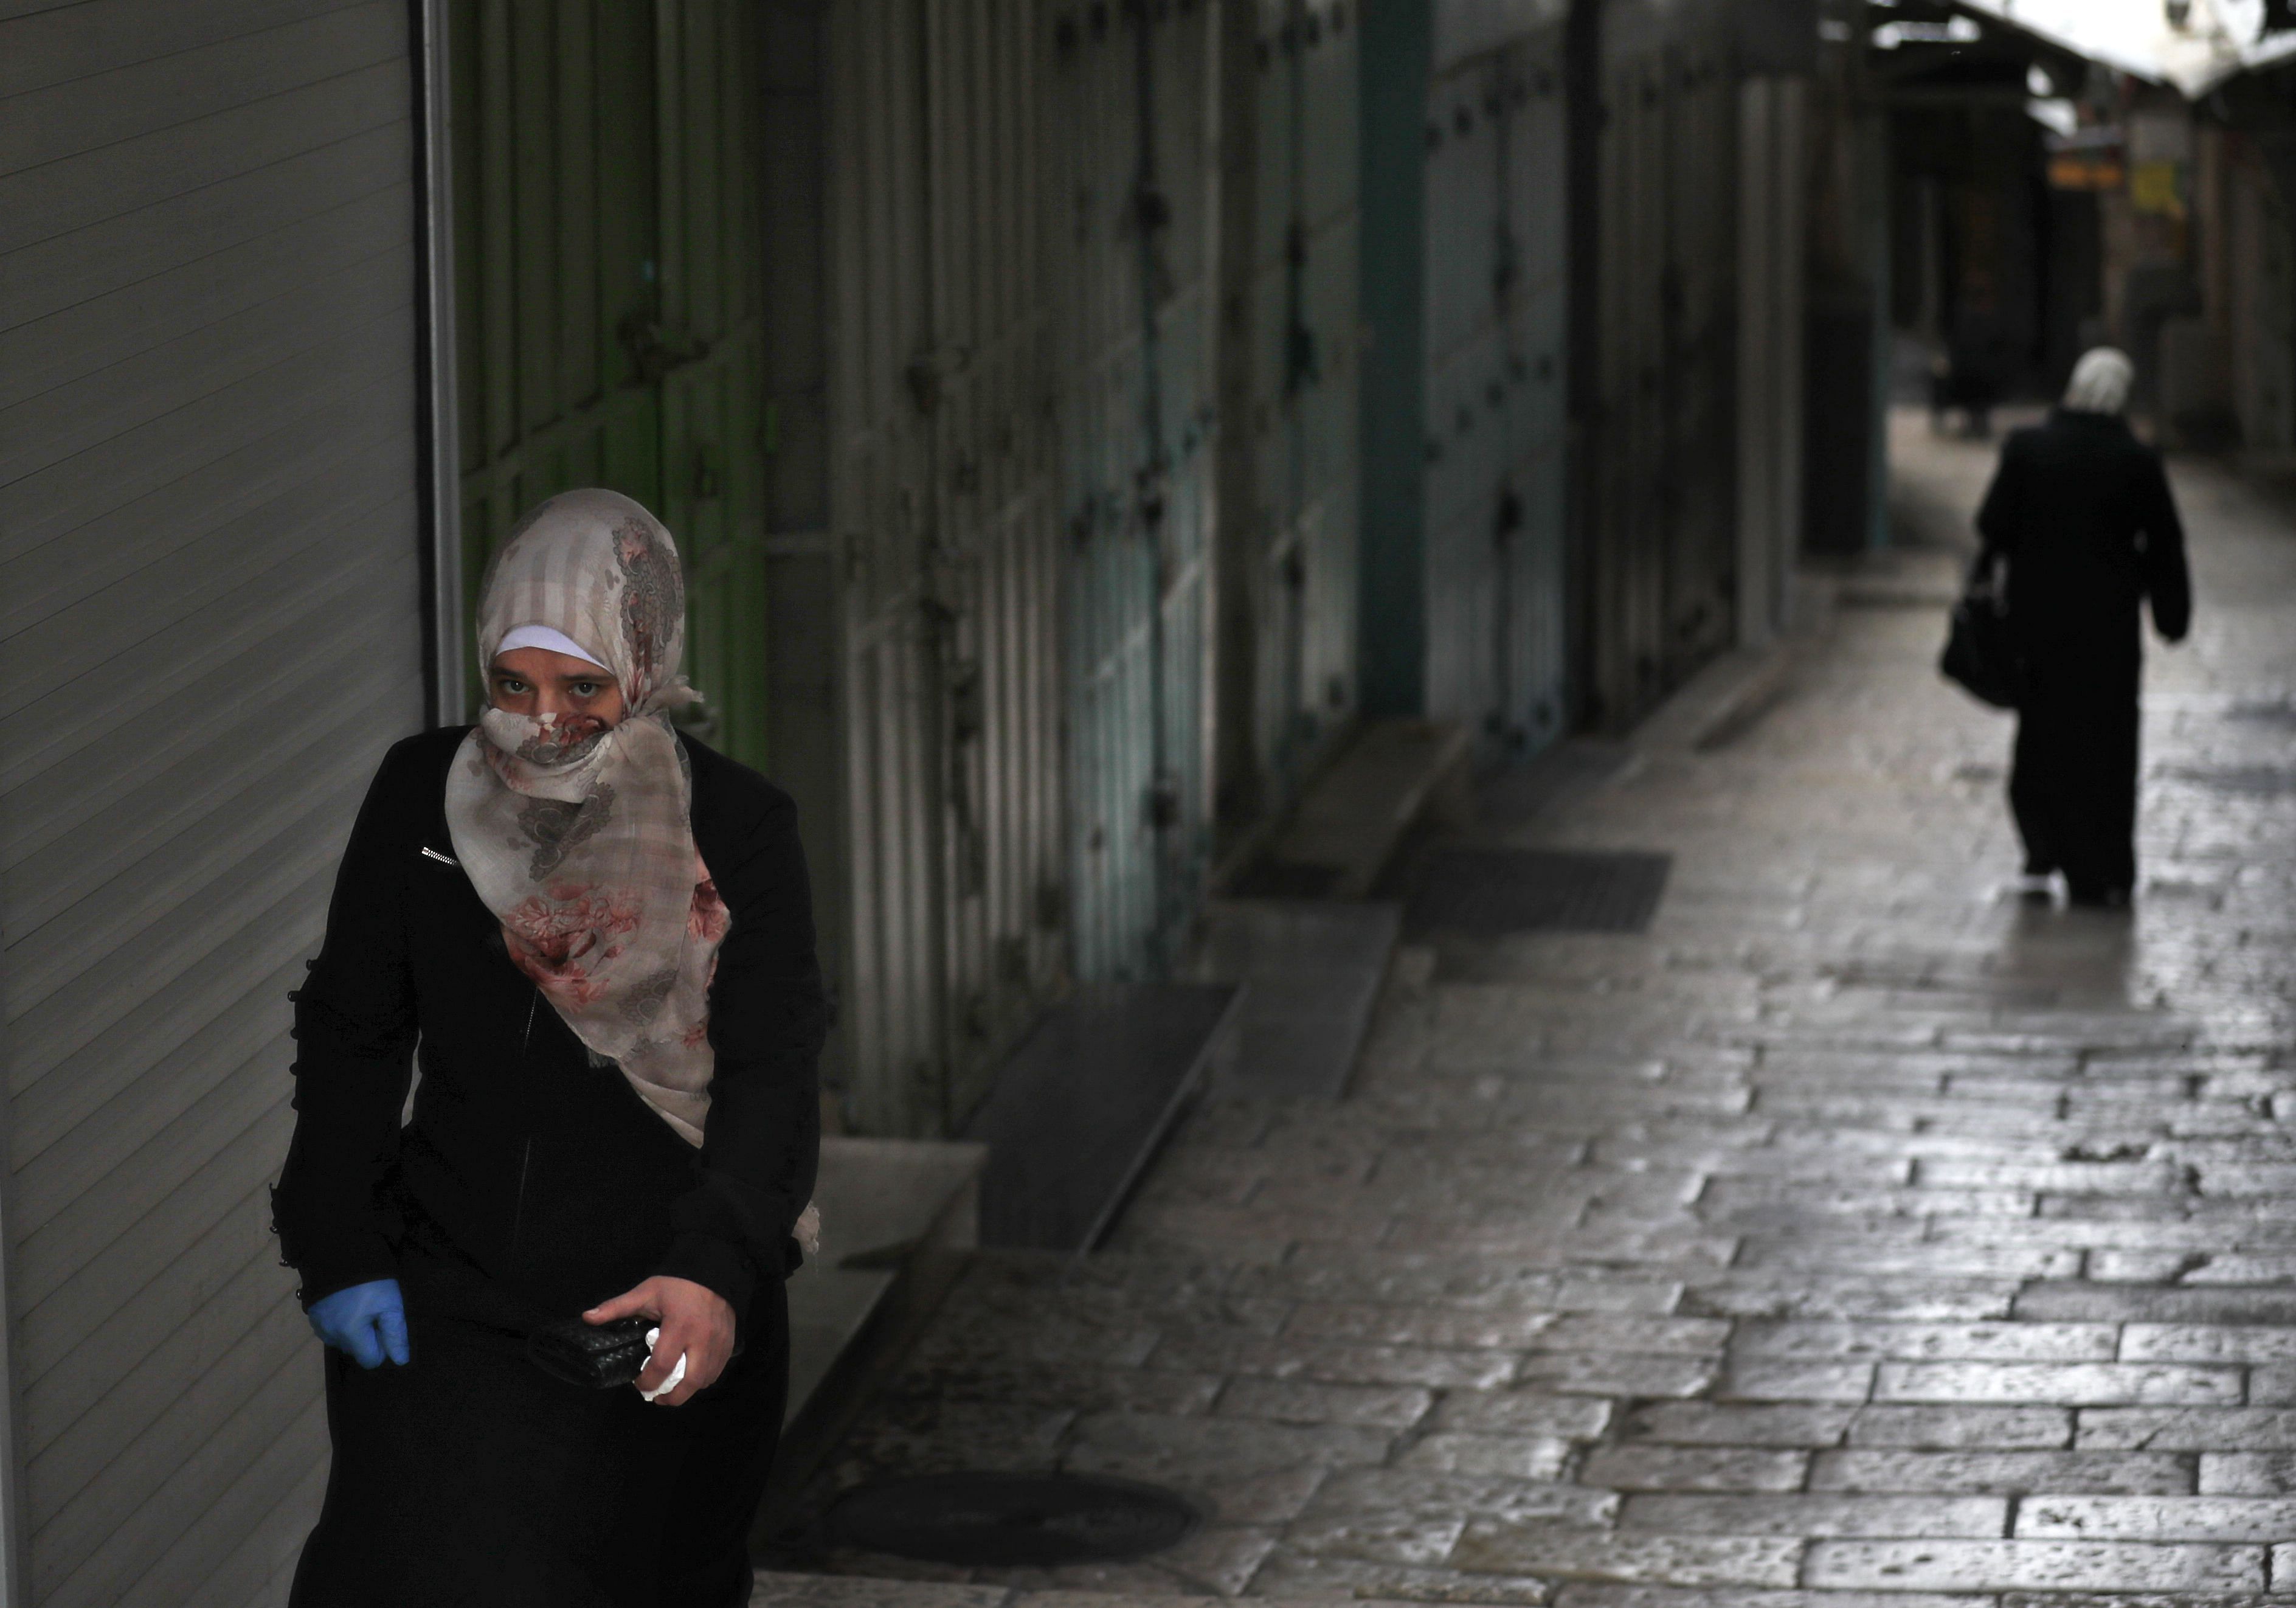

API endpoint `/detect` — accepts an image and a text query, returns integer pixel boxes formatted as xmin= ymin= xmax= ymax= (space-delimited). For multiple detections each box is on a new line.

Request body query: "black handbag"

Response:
xmin=1940 ymin=563 xmax=2021 ymax=709
xmin=525 ymin=1315 xmax=655 ymax=1389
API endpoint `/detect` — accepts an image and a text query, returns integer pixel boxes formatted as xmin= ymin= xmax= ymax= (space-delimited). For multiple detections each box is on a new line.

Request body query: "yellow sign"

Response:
xmin=2130 ymin=159 xmax=2186 ymax=219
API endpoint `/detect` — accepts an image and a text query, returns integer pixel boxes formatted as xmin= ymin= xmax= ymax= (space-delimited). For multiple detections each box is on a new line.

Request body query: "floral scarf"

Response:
xmin=444 ymin=490 xmax=724 ymax=1146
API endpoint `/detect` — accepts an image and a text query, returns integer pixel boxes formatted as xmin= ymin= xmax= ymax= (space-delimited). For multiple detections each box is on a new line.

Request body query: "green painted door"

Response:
xmin=450 ymin=0 xmax=771 ymax=768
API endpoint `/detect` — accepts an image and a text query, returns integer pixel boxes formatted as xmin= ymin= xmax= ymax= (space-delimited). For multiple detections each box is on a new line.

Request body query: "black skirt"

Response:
xmin=287 ymin=1227 xmax=788 ymax=1608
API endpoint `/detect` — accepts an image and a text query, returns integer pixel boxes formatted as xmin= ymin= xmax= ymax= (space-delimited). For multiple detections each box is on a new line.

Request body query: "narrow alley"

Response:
xmin=761 ymin=420 xmax=2296 ymax=1604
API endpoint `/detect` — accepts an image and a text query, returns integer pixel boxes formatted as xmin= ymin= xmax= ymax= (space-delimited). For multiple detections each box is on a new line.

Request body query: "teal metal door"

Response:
xmin=1420 ymin=24 xmax=1569 ymax=760
xmin=449 ymin=0 xmax=772 ymax=766
xmin=1254 ymin=0 xmax=1361 ymax=799
xmin=1043 ymin=0 xmax=1218 ymax=982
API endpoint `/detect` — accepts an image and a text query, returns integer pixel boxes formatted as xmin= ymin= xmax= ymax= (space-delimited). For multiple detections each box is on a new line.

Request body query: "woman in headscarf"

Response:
xmin=1974 ymin=348 xmax=2192 ymax=907
xmin=272 ymin=489 xmax=827 ymax=1606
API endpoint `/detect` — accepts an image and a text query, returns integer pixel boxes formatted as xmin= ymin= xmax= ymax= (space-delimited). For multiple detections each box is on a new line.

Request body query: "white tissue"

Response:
xmin=638 ymin=1325 xmax=688 ymax=1402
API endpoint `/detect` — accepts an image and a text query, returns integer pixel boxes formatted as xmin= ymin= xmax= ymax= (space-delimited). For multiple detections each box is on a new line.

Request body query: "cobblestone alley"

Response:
xmin=761 ymin=421 xmax=2296 ymax=1605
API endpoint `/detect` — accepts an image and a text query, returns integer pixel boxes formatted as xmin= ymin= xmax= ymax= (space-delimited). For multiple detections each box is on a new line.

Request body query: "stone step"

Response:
xmin=764 ymin=1136 xmax=986 ymax=1532
xmin=1236 ymin=716 xmax=1473 ymax=899
xmin=962 ymin=982 xmax=1242 ymax=1252
xmin=1187 ymin=898 xmax=1399 ymax=1101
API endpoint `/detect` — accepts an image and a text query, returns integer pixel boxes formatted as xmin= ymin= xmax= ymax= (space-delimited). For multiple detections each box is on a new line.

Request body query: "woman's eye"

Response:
xmin=572 ymin=682 xmax=601 ymax=698
xmin=497 ymin=678 xmax=528 ymax=695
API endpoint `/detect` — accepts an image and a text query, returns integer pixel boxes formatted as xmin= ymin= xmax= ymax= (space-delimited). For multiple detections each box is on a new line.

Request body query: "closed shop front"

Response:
xmin=1 ymin=4 xmax=431 ymax=1599
xmin=1422 ymin=11 xmax=1571 ymax=760
xmin=1043 ymin=0 xmax=1220 ymax=985
xmin=1588 ymin=0 xmax=1740 ymax=727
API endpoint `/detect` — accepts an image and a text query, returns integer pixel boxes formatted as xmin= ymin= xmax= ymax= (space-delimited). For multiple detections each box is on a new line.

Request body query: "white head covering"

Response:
xmin=496 ymin=623 xmax=610 ymax=671
xmin=2064 ymin=347 xmax=2135 ymax=415
xmin=444 ymin=490 xmax=723 ymax=1145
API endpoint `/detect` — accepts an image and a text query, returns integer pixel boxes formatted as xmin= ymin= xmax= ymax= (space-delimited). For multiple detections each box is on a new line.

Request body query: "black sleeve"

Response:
xmin=653 ymin=788 xmax=828 ymax=1327
xmin=272 ymin=740 xmax=424 ymax=1306
xmin=2138 ymin=452 xmax=2192 ymax=643
xmin=1974 ymin=437 xmax=2025 ymax=566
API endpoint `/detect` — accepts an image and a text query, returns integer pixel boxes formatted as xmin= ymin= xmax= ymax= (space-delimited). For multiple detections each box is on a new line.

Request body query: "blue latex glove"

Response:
xmin=306 ymin=1279 xmax=410 ymax=1369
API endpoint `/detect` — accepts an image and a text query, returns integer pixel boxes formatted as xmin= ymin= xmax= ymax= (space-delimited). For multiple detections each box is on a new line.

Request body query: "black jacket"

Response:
xmin=272 ymin=726 xmax=827 ymax=1331
xmin=1976 ymin=407 xmax=2192 ymax=661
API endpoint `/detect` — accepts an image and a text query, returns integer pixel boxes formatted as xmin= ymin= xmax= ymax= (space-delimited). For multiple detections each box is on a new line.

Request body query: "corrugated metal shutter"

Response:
xmin=0 ymin=3 xmax=427 ymax=1603
xmin=1045 ymin=0 xmax=1219 ymax=983
xmin=825 ymin=0 xmax=1065 ymax=1135
xmin=448 ymin=0 xmax=775 ymax=770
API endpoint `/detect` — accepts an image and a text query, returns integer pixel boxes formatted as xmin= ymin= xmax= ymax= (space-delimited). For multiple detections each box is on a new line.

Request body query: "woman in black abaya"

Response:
xmin=1975 ymin=348 xmax=2192 ymax=907
xmin=273 ymin=490 xmax=826 ymax=1606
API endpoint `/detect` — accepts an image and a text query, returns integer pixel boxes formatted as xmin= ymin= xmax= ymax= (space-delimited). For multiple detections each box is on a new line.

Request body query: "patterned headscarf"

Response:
xmin=444 ymin=490 xmax=725 ymax=1145
xmin=2064 ymin=348 xmax=2134 ymax=416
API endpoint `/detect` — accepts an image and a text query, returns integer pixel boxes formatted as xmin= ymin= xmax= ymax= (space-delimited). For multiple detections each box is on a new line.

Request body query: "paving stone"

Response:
xmin=1150 ymin=1329 xmax=1518 ymax=1390
xmin=1622 ymin=1403 xmax=1858 ymax=1447
xmin=1721 ymin=1360 xmax=1877 ymax=1403
xmin=1513 ymin=1352 xmax=1718 ymax=1398
xmin=1431 ymin=1392 xmax=1616 ymax=1440
xmin=1281 ymin=1512 xmax=1473 ymax=1567
xmin=2122 ymin=1325 xmax=2296 ymax=1364
xmin=1534 ymin=1315 xmax=1732 ymax=1354
xmin=2016 ymin=1495 xmax=2296 ymax=1542
xmin=1062 ymin=1412 xmax=1392 ymax=1478
xmin=1579 ymin=1446 xmax=1811 ymax=1494
xmin=1284 ymin=1303 xmax=1557 ymax=1350
xmin=1553 ymin=1590 xmax=1987 ymax=1608
xmin=883 ymin=1362 xmax=1223 ymax=1418
xmin=1619 ymin=1493 xmax=2007 ymax=1537
xmin=1810 ymin=1449 xmax=2194 ymax=1495
xmin=980 ymin=1524 xmax=1278 ymax=1596
xmin=2016 ymin=1285 xmax=2296 ymax=1325
xmin=2078 ymin=1410 xmax=2296 ymax=1450
xmin=1307 ymin=1469 xmax=1617 ymax=1527
xmin=1844 ymin=1406 xmax=2074 ymax=1449
xmin=1917 ymin=1161 xmax=2179 ymax=1194
xmin=1873 ymin=1362 xmax=2245 ymax=1407
xmin=1802 ymin=1537 xmax=2266 ymax=1592
xmin=1398 ymin=1433 xmax=1573 ymax=1480
xmin=1217 ymin=1377 xmax=1433 ymax=1429
xmin=1683 ymin=1277 xmax=2019 ymax=1323
xmin=1247 ymin=1548 xmax=1552 ymax=1604
xmin=2201 ymin=1453 xmax=2296 ymax=1493
xmin=1698 ymin=1183 xmax=2039 ymax=1220
xmin=1448 ymin=1523 xmax=1804 ymax=1588
xmin=1732 ymin=1322 xmax=2118 ymax=1363
xmin=1997 ymin=1597 xmax=2296 ymax=1608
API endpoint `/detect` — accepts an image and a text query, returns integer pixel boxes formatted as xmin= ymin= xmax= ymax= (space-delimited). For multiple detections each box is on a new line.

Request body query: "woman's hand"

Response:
xmin=307 ymin=1278 xmax=410 ymax=1368
xmin=584 ymin=1276 xmax=734 ymax=1405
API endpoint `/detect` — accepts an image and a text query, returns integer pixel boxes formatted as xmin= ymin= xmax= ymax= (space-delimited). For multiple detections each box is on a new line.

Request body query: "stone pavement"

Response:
xmin=758 ymin=423 xmax=2296 ymax=1606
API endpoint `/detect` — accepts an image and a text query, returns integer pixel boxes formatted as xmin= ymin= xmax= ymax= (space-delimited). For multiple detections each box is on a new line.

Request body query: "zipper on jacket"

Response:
xmin=511 ymin=988 xmax=539 ymax=1255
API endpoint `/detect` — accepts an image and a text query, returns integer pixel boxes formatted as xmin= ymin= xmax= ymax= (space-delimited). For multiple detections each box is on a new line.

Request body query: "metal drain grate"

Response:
xmin=824 ymin=1472 xmax=1203 ymax=1567
xmin=1405 ymin=848 xmax=1672 ymax=936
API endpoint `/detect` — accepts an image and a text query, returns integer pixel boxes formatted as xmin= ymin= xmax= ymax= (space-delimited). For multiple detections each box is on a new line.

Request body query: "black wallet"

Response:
xmin=525 ymin=1315 xmax=654 ymax=1388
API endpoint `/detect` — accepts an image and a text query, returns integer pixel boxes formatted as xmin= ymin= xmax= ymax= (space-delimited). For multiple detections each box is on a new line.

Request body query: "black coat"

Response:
xmin=1976 ymin=407 xmax=2191 ymax=660
xmin=272 ymin=724 xmax=828 ymax=1334
xmin=1974 ymin=408 xmax=2193 ymax=899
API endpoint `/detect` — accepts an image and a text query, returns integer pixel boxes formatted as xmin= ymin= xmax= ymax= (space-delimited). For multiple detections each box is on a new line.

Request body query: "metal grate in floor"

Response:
xmin=1405 ymin=848 xmax=1672 ymax=937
